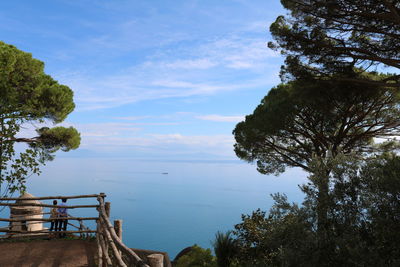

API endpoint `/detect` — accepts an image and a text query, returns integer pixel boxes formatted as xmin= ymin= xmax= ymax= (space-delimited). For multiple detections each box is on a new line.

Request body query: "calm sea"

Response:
xmin=0 ymin=158 xmax=307 ymax=258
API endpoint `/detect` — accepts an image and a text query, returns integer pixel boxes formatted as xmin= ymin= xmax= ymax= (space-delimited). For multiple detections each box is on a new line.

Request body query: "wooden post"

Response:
xmin=78 ymin=219 xmax=83 ymax=238
xmin=114 ymin=219 xmax=123 ymax=257
xmin=99 ymin=231 xmax=113 ymax=266
xmin=114 ymin=219 xmax=122 ymax=241
xmin=96 ymin=220 xmax=103 ymax=267
xmin=98 ymin=193 xmax=109 ymax=267
xmin=147 ymin=254 xmax=164 ymax=267
xmin=105 ymin=202 xmax=111 ymax=218
xmin=103 ymin=199 xmax=111 ymax=266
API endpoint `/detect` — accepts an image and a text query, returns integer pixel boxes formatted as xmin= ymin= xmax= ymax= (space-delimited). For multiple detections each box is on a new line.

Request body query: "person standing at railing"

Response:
xmin=49 ymin=200 xmax=59 ymax=238
xmin=57 ymin=198 xmax=68 ymax=238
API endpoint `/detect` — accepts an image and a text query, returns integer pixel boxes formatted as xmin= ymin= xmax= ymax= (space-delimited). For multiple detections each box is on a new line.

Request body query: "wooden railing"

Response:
xmin=0 ymin=193 xmax=159 ymax=267
xmin=97 ymin=193 xmax=150 ymax=267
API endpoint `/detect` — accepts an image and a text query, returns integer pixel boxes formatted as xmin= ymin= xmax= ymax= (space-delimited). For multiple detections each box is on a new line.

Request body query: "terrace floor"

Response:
xmin=0 ymin=239 xmax=96 ymax=267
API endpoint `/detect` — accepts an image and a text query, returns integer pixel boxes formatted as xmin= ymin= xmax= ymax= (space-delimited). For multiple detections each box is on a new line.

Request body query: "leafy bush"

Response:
xmin=213 ymin=231 xmax=238 ymax=267
xmin=175 ymin=245 xmax=217 ymax=267
xmin=232 ymin=154 xmax=400 ymax=266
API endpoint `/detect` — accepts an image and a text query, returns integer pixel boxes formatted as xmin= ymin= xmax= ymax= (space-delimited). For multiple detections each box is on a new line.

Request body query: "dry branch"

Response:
xmin=96 ymin=220 xmax=104 ymax=267
xmin=99 ymin=216 xmax=126 ymax=267
xmin=98 ymin=197 xmax=149 ymax=267
xmin=98 ymin=231 xmax=113 ymax=266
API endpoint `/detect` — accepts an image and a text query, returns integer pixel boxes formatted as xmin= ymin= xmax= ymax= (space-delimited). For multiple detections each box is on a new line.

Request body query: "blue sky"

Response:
xmin=2 ymin=0 xmax=286 ymax=161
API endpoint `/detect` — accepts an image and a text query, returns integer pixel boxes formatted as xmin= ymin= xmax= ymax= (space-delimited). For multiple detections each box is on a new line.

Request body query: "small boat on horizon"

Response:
xmin=162 ymin=172 xmax=168 ymax=175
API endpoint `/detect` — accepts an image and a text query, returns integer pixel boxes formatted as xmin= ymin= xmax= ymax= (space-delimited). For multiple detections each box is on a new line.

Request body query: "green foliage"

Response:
xmin=233 ymin=73 xmax=400 ymax=175
xmin=212 ymin=231 xmax=238 ymax=267
xmin=0 ymin=42 xmax=75 ymax=122
xmin=232 ymin=154 xmax=400 ymax=266
xmin=175 ymin=245 xmax=217 ymax=267
xmin=233 ymin=195 xmax=317 ymax=267
xmin=268 ymin=0 xmax=400 ymax=86
xmin=35 ymin=126 xmax=80 ymax=152
xmin=0 ymin=41 xmax=80 ymax=196
xmin=352 ymin=153 xmax=400 ymax=265
xmin=232 ymin=3 xmax=400 ymax=263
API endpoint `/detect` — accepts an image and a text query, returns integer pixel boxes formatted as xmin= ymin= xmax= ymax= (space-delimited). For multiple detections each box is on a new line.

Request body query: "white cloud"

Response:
xmin=113 ymin=116 xmax=151 ymax=121
xmin=60 ymin=70 xmax=270 ymax=111
xmin=15 ymin=120 xmax=237 ymax=158
xmin=149 ymin=133 xmax=233 ymax=146
xmin=202 ymin=38 xmax=279 ymax=70
xmin=52 ymin=18 xmax=282 ymax=111
xmin=196 ymin=115 xmax=245 ymax=122
xmin=78 ymin=131 xmax=235 ymax=157
xmin=70 ymin=122 xmax=142 ymax=141
xmin=146 ymin=58 xmax=217 ymax=69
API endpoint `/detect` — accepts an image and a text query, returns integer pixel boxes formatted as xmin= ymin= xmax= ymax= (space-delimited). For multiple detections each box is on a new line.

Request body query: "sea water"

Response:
xmin=0 ymin=157 xmax=307 ymax=258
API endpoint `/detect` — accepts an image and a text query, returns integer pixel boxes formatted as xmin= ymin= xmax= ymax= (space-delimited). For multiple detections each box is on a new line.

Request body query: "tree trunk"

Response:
xmin=316 ymin=171 xmax=331 ymax=265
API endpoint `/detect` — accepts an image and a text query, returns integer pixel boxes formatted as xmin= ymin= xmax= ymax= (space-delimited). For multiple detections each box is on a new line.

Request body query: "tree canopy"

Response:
xmin=232 ymin=153 xmax=400 ymax=266
xmin=0 ymin=41 xmax=80 ymax=196
xmin=228 ymin=1 xmax=400 ymax=265
xmin=233 ymin=72 xmax=400 ymax=175
xmin=269 ymin=0 xmax=400 ymax=86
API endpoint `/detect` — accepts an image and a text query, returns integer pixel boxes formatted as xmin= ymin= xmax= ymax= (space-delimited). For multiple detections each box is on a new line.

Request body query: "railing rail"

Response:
xmin=0 ymin=217 xmax=98 ymax=222
xmin=0 ymin=194 xmax=101 ymax=201
xmin=0 ymin=193 xmax=152 ymax=267
xmin=0 ymin=203 xmax=99 ymax=208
